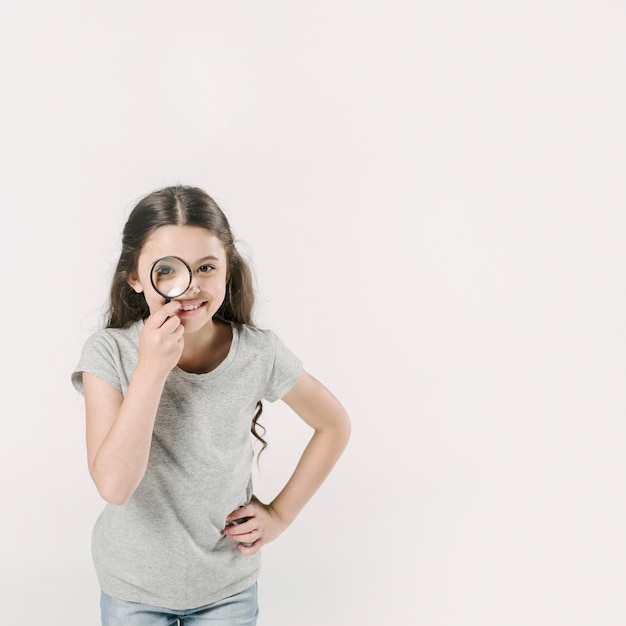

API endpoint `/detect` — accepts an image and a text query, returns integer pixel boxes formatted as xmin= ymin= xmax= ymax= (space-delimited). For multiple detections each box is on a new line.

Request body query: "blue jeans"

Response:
xmin=101 ymin=583 xmax=258 ymax=626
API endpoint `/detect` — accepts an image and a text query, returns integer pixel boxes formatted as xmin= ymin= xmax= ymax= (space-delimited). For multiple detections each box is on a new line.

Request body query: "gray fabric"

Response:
xmin=72 ymin=321 xmax=302 ymax=610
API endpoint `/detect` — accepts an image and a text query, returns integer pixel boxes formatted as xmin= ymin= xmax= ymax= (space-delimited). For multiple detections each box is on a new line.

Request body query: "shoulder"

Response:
xmin=82 ymin=322 xmax=141 ymax=353
xmin=236 ymin=324 xmax=277 ymax=346
xmin=71 ymin=322 xmax=142 ymax=394
xmin=233 ymin=324 xmax=303 ymax=400
xmin=234 ymin=324 xmax=292 ymax=357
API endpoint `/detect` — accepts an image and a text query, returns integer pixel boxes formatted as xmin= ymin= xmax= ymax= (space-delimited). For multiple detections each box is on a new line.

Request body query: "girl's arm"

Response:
xmin=270 ymin=370 xmax=352 ymax=524
xmin=223 ymin=369 xmax=351 ymax=552
xmin=84 ymin=301 xmax=184 ymax=505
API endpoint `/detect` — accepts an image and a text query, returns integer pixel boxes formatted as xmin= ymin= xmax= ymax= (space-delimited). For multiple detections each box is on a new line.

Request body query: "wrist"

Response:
xmin=133 ymin=359 xmax=170 ymax=387
xmin=268 ymin=500 xmax=296 ymax=530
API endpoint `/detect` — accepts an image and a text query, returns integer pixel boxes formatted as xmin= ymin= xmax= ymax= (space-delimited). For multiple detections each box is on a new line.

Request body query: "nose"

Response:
xmin=188 ymin=276 xmax=201 ymax=295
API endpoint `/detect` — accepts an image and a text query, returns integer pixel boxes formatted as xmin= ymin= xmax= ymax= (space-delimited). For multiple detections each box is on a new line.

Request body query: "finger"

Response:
xmin=160 ymin=314 xmax=183 ymax=334
xmin=237 ymin=540 xmax=261 ymax=555
xmin=224 ymin=521 xmax=255 ymax=538
xmin=149 ymin=301 xmax=182 ymax=328
xmin=225 ymin=507 xmax=252 ymax=523
xmin=225 ymin=512 xmax=252 ymax=526
xmin=226 ymin=502 xmax=258 ymax=522
xmin=229 ymin=531 xmax=258 ymax=548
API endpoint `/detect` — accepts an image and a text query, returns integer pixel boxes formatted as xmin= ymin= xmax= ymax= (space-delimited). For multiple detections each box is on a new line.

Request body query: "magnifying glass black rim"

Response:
xmin=149 ymin=255 xmax=193 ymax=301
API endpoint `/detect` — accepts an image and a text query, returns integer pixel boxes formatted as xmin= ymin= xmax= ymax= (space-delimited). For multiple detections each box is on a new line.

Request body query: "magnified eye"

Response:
xmin=156 ymin=265 xmax=175 ymax=276
xmin=150 ymin=256 xmax=192 ymax=300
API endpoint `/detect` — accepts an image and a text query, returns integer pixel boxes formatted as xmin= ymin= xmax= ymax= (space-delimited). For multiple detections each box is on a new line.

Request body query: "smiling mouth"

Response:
xmin=178 ymin=301 xmax=207 ymax=312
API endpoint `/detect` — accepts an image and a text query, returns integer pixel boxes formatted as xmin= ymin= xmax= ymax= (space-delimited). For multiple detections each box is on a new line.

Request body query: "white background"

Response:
xmin=1 ymin=2 xmax=624 ymax=624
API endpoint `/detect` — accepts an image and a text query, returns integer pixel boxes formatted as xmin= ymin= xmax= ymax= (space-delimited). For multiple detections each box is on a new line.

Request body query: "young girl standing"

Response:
xmin=71 ymin=185 xmax=351 ymax=625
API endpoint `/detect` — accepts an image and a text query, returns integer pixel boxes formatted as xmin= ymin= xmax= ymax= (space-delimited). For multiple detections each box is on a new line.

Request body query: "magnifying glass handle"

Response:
xmin=165 ymin=298 xmax=171 ymax=304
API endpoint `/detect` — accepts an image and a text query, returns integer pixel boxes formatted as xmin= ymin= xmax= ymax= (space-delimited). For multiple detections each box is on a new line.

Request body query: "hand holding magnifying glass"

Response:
xmin=150 ymin=256 xmax=193 ymax=303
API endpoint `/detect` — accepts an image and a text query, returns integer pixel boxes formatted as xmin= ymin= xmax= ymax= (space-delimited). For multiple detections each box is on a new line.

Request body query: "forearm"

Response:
xmin=90 ymin=364 xmax=166 ymax=504
xmin=270 ymin=418 xmax=350 ymax=526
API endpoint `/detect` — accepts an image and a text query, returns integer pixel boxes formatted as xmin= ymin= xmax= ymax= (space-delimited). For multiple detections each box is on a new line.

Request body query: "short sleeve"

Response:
xmin=263 ymin=332 xmax=303 ymax=402
xmin=71 ymin=330 xmax=125 ymax=396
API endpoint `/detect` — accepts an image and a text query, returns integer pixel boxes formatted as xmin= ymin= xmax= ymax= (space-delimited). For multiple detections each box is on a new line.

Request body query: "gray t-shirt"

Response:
xmin=71 ymin=321 xmax=302 ymax=610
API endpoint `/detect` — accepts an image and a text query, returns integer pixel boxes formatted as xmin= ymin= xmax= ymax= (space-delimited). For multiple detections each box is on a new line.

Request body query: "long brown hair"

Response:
xmin=106 ymin=185 xmax=266 ymax=452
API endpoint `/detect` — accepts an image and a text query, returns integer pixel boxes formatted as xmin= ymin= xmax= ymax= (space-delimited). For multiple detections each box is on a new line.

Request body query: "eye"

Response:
xmin=198 ymin=264 xmax=215 ymax=273
xmin=155 ymin=265 xmax=175 ymax=276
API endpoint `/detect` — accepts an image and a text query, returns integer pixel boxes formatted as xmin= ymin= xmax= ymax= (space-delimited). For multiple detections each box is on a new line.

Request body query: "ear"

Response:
xmin=127 ymin=272 xmax=144 ymax=294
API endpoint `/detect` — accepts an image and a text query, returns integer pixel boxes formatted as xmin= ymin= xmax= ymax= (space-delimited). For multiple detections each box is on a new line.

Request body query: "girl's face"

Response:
xmin=129 ymin=225 xmax=229 ymax=333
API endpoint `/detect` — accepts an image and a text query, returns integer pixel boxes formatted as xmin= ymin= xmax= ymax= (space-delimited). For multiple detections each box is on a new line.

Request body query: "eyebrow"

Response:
xmin=150 ymin=255 xmax=223 ymax=266
xmin=195 ymin=255 xmax=221 ymax=264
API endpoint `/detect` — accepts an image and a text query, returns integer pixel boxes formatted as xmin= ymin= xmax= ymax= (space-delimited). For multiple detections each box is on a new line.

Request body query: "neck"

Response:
xmin=177 ymin=318 xmax=233 ymax=374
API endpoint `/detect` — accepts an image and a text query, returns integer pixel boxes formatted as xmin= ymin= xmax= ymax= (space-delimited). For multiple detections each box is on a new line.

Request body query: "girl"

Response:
xmin=71 ymin=185 xmax=351 ymax=625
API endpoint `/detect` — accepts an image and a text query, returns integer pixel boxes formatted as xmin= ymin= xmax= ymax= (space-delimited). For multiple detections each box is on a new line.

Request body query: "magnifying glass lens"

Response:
xmin=150 ymin=256 xmax=192 ymax=300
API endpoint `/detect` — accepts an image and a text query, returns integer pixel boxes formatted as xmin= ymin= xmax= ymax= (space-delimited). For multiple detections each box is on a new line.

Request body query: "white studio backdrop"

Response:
xmin=1 ymin=2 xmax=624 ymax=624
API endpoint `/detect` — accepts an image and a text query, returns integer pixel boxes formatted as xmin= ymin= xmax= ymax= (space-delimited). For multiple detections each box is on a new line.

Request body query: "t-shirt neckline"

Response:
xmin=134 ymin=320 xmax=240 ymax=381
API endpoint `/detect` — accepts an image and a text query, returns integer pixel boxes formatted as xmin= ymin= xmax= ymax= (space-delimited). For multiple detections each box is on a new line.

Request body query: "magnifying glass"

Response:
xmin=150 ymin=256 xmax=192 ymax=303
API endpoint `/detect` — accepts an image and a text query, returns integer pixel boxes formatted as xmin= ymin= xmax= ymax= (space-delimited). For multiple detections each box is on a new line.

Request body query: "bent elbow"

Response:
xmin=90 ymin=467 xmax=135 ymax=506
xmin=327 ymin=408 xmax=351 ymax=450
xmin=340 ymin=411 xmax=352 ymax=446
xmin=99 ymin=487 xmax=131 ymax=506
